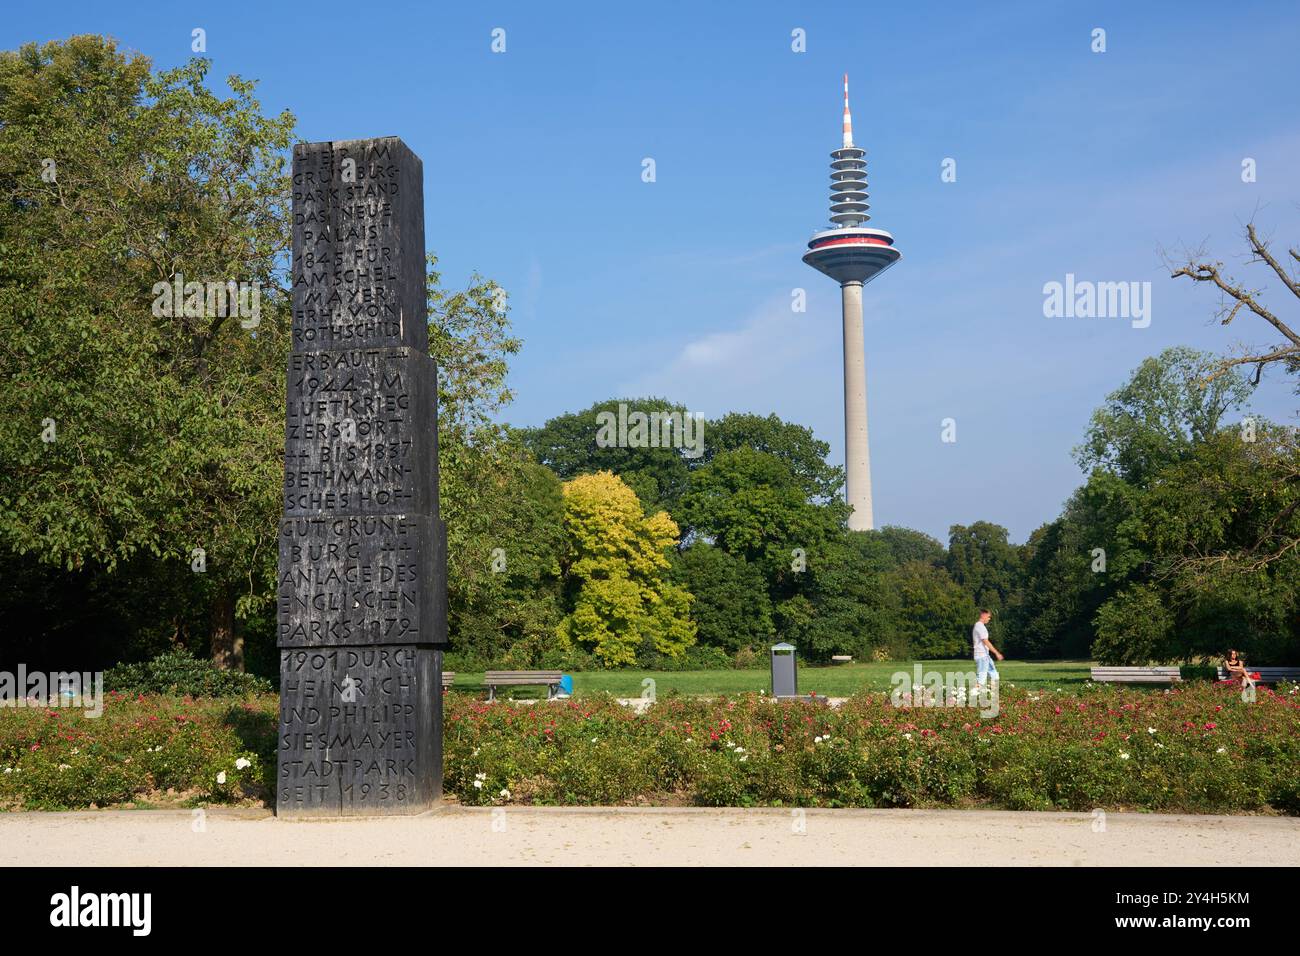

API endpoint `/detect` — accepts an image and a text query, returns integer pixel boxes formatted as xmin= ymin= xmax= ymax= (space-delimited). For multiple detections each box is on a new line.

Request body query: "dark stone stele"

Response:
xmin=277 ymin=137 xmax=446 ymax=818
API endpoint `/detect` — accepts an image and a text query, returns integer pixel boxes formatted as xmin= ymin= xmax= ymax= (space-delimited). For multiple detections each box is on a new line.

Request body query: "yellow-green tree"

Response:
xmin=556 ymin=471 xmax=695 ymax=666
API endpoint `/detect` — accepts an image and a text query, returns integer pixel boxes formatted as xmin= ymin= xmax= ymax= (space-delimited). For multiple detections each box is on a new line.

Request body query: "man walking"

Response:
xmin=972 ymin=608 xmax=1003 ymax=688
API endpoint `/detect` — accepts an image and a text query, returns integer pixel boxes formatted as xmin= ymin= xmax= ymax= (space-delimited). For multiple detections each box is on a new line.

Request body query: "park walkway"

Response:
xmin=1 ymin=806 xmax=1296 ymax=866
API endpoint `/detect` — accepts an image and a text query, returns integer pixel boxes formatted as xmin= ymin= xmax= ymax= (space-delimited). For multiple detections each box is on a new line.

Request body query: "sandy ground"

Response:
xmin=1 ymin=806 xmax=1297 ymax=866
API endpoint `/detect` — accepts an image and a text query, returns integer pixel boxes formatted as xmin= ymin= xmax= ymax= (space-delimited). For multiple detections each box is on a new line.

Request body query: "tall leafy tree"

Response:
xmin=1075 ymin=346 xmax=1253 ymax=486
xmin=0 ymin=37 xmax=538 ymax=672
xmin=1003 ymin=513 xmax=1104 ymax=659
xmin=520 ymin=397 xmax=694 ymax=514
xmin=0 ymin=38 xmax=294 ymax=668
xmin=555 ymin=471 xmax=695 ymax=666
xmin=946 ymin=521 xmax=1022 ymax=614
xmin=1099 ymin=426 xmax=1300 ymax=663
xmin=677 ymin=446 xmax=844 ymax=573
xmin=674 ymin=543 xmax=773 ymax=654
xmin=881 ymin=560 xmax=975 ymax=659
xmin=874 ymin=525 xmax=946 ymax=568
xmin=778 ymin=531 xmax=896 ymax=661
xmin=701 ymin=412 xmax=844 ymax=503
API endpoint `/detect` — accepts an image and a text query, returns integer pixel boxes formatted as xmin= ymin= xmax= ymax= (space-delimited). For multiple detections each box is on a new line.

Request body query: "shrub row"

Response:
xmin=105 ymin=650 xmax=273 ymax=698
xmin=2 ymin=682 xmax=1297 ymax=813
xmin=447 ymin=681 xmax=1300 ymax=813
xmin=0 ymin=693 xmax=275 ymax=810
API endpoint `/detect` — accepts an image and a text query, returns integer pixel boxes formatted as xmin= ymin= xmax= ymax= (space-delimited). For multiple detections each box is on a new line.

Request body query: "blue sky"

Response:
xmin=8 ymin=0 xmax=1300 ymax=543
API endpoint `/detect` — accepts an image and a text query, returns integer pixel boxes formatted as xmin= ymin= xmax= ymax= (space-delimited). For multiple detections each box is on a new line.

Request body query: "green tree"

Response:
xmin=1003 ymin=513 xmax=1105 ymax=659
xmin=0 ymin=37 xmax=540 ymax=673
xmin=421 ymin=254 xmax=563 ymax=668
xmin=677 ymin=446 xmax=843 ymax=573
xmin=946 ymin=521 xmax=1022 ymax=615
xmin=874 ymin=525 xmax=946 ymax=568
xmin=702 ymin=412 xmax=844 ymax=503
xmin=1075 ymin=346 xmax=1253 ymax=486
xmin=0 ymin=38 xmax=294 ymax=668
xmin=1092 ymin=583 xmax=1174 ymax=665
xmin=1118 ymin=426 xmax=1300 ymax=663
xmin=520 ymin=397 xmax=695 ymax=513
xmin=443 ymin=451 xmax=565 ymax=669
xmin=882 ymin=560 xmax=975 ymax=658
xmin=556 ymin=471 xmax=696 ymax=666
xmin=674 ymin=543 xmax=773 ymax=654
xmin=778 ymin=532 xmax=896 ymax=661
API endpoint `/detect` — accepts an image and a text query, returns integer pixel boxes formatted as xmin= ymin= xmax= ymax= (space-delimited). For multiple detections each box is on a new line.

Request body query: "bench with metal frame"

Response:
xmin=1090 ymin=666 xmax=1182 ymax=684
xmin=484 ymin=670 xmax=564 ymax=702
xmin=1216 ymin=666 xmax=1300 ymax=684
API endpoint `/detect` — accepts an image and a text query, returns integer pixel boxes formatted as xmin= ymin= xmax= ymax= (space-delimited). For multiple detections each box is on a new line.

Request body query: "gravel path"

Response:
xmin=2 ymin=806 xmax=1297 ymax=866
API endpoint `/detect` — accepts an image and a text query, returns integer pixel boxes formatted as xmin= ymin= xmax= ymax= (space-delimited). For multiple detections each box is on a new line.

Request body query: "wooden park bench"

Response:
xmin=831 ymin=655 xmax=853 ymax=664
xmin=1090 ymin=666 xmax=1182 ymax=684
xmin=1216 ymin=666 xmax=1300 ymax=684
xmin=441 ymin=672 xmax=456 ymax=690
xmin=484 ymin=670 xmax=564 ymax=702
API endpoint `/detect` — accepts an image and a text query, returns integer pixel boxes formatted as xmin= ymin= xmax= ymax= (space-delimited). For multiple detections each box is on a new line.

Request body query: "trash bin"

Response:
xmin=771 ymin=642 xmax=797 ymax=698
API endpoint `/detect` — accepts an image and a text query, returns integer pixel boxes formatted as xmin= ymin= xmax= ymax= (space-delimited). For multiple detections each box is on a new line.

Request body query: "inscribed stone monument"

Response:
xmin=277 ymin=136 xmax=446 ymax=817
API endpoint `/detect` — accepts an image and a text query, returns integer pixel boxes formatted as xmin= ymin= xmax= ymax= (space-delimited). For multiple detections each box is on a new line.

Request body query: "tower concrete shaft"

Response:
xmin=840 ymin=280 xmax=872 ymax=530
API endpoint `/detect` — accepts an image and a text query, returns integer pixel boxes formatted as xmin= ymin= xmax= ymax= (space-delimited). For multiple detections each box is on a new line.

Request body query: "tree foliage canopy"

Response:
xmin=556 ymin=471 xmax=696 ymax=666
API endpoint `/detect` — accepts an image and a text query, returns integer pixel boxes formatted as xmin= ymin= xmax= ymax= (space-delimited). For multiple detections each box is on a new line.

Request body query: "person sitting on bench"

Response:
xmin=1224 ymin=649 xmax=1256 ymax=691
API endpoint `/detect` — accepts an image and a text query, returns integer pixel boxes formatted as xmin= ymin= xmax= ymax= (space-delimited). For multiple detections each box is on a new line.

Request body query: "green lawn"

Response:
xmin=447 ymin=659 xmax=1093 ymax=699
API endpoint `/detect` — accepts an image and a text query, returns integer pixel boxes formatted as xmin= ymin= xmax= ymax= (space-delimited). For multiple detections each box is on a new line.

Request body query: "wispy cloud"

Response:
xmin=619 ymin=294 xmax=841 ymax=429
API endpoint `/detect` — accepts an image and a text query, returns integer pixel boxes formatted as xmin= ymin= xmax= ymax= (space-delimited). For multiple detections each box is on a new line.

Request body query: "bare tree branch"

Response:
xmin=1245 ymin=222 xmax=1300 ymax=299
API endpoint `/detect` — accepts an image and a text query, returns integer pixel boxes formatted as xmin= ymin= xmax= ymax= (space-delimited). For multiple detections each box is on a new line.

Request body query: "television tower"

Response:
xmin=802 ymin=74 xmax=900 ymax=531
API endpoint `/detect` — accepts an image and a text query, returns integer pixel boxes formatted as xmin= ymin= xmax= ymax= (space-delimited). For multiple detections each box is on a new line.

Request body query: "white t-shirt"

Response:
xmin=972 ymin=621 xmax=990 ymax=659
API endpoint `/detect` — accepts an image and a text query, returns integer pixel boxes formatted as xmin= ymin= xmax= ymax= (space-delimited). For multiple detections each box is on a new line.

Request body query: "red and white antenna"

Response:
xmin=842 ymin=73 xmax=854 ymax=148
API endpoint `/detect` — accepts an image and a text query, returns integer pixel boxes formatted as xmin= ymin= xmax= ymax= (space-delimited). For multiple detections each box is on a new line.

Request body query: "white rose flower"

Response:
xmin=235 ymin=757 xmax=251 ymax=770
xmin=216 ymin=771 xmax=227 ymax=784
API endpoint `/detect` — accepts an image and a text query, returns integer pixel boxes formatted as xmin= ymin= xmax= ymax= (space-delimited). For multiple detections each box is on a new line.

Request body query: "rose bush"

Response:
xmin=0 ymin=692 xmax=274 ymax=810
xmin=447 ymin=682 xmax=1300 ymax=813
xmin=3 ymin=682 xmax=1297 ymax=813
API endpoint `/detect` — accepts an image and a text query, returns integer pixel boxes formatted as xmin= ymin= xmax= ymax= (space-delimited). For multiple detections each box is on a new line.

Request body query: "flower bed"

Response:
xmin=446 ymin=682 xmax=1300 ymax=813
xmin=2 ymin=683 xmax=1298 ymax=814
xmin=0 ymin=693 xmax=275 ymax=810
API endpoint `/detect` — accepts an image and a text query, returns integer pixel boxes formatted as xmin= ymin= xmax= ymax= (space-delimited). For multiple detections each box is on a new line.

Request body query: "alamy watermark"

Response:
xmin=0 ymin=667 xmax=104 ymax=717
xmin=1043 ymin=273 xmax=1151 ymax=328
xmin=889 ymin=664 xmax=999 ymax=718
xmin=49 ymin=886 xmax=151 ymax=936
xmin=595 ymin=403 xmax=705 ymax=459
xmin=152 ymin=272 xmax=262 ymax=329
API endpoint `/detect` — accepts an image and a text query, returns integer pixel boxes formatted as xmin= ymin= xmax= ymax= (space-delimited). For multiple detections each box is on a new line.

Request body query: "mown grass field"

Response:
xmin=446 ymin=659 xmax=1094 ymax=698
